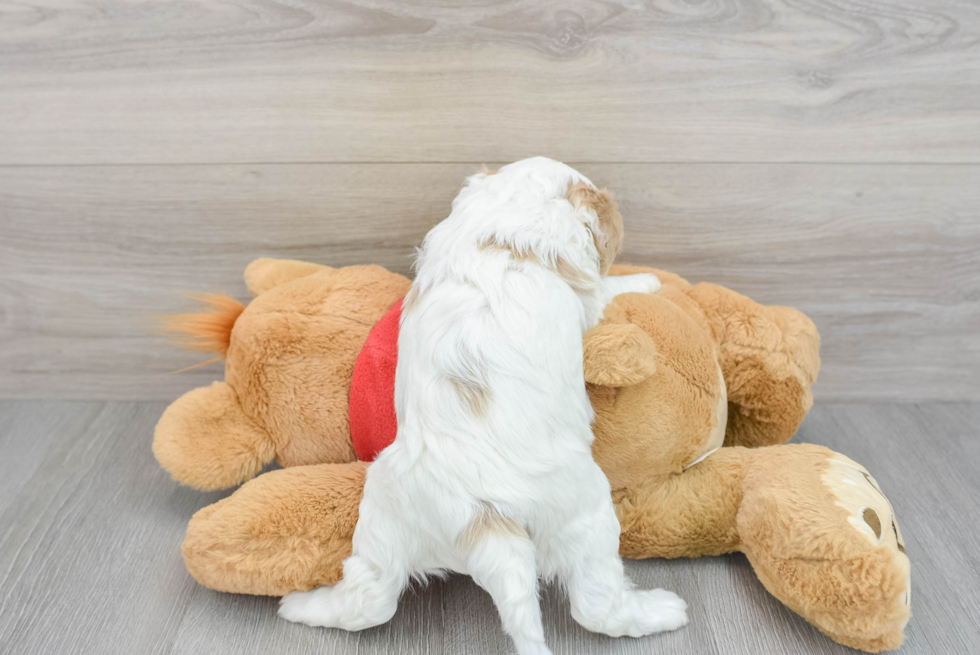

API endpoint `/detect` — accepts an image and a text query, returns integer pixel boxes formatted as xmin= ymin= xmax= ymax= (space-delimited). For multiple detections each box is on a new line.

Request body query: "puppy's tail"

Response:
xmin=160 ymin=293 xmax=245 ymax=365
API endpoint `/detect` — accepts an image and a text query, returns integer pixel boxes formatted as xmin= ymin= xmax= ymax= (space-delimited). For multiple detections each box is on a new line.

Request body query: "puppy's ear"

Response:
xmin=583 ymin=323 xmax=657 ymax=387
xmin=567 ymin=183 xmax=624 ymax=276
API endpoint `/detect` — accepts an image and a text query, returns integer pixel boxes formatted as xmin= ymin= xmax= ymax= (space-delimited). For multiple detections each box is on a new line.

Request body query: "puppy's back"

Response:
xmin=394 ymin=159 xmax=610 ymax=462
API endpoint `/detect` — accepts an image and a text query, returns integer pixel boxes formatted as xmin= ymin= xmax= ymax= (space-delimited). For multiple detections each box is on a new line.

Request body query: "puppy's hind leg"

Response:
xmin=555 ymin=498 xmax=687 ymax=638
xmin=279 ymin=496 xmax=411 ymax=631
xmin=278 ymin=553 xmax=406 ymax=630
xmin=463 ymin=511 xmax=553 ymax=655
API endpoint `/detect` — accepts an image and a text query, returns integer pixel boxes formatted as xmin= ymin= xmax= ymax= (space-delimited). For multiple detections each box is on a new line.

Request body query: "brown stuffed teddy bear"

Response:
xmin=154 ymin=257 xmax=910 ymax=653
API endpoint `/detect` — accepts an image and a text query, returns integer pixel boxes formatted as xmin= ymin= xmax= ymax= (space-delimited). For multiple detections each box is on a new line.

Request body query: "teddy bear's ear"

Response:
xmin=583 ymin=322 xmax=658 ymax=387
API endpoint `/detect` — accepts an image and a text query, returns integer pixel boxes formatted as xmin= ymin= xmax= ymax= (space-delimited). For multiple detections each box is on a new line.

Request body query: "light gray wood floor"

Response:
xmin=0 ymin=400 xmax=977 ymax=654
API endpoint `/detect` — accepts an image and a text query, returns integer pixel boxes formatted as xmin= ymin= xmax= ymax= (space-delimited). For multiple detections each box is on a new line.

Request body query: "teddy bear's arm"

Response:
xmin=686 ymin=283 xmax=821 ymax=448
xmin=244 ymin=258 xmax=334 ymax=297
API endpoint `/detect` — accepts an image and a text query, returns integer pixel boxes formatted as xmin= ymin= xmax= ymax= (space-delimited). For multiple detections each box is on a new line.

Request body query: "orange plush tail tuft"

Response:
xmin=161 ymin=293 xmax=246 ymax=359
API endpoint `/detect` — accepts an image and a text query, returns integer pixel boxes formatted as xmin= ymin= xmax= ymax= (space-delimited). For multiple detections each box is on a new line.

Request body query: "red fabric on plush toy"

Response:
xmin=349 ymin=298 xmax=402 ymax=462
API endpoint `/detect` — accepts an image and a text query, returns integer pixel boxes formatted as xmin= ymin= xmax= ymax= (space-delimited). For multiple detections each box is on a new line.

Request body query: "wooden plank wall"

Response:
xmin=1 ymin=0 xmax=978 ymax=401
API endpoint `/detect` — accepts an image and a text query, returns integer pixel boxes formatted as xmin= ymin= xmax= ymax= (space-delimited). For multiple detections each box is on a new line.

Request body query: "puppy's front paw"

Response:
xmin=632 ymin=273 xmax=662 ymax=295
xmin=279 ymin=587 xmax=334 ymax=627
xmin=606 ymin=273 xmax=661 ymax=297
xmin=601 ymin=273 xmax=662 ymax=303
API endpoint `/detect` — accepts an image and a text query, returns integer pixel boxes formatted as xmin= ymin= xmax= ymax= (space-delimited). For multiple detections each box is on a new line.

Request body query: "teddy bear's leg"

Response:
xmin=153 ymin=381 xmax=277 ymax=491
xmin=243 ymin=258 xmax=333 ymax=297
xmin=686 ymin=283 xmax=820 ymax=448
xmin=182 ymin=462 xmax=367 ymax=596
xmin=615 ymin=447 xmax=749 ymax=560
xmin=738 ymin=444 xmax=910 ymax=652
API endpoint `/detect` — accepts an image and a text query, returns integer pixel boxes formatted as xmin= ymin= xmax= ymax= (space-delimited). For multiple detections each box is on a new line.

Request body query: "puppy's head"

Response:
xmin=567 ymin=182 xmax=624 ymax=276
xmin=468 ymin=157 xmax=624 ymax=278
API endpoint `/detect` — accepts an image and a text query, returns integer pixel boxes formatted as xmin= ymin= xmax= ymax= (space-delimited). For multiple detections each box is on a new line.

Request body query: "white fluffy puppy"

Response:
xmin=279 ymin=157 xmax=688 ymax=654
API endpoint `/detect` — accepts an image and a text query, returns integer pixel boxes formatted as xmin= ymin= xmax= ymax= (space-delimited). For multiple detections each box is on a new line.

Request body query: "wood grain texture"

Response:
xmin=1 ymin=0 xmax=979 ymax=164
xmin=1 ymin=400 xmax=977 ymax=654
xmin=0 ymin=400 xmax=103 ymax=514
xmin=2 ymin=163 xmax=977 ymax=401
xmin=0 ymin=401 xmax=233 ymax=655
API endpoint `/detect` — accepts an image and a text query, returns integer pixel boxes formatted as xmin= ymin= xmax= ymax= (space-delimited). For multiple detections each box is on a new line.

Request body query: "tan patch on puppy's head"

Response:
xmin=479 ymin=165 xmax=498 ymax=176
xmin=567 ymin=182 xmax=624 ymax=276
xmin=457 ymin=502 xmax=526 ymax=549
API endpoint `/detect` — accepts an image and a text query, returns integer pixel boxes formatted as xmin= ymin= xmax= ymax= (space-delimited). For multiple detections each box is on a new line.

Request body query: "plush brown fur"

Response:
xmin=153 ymin=381 xmax=275 ymax=492
xmin=243 ymin=258 xmax=330 ymax=297
xmin=182 ymin=462 xmax=367 ymax=593
xmin=154 ymin=262 xmax=411 ymax=489
xmin=738 ymin=446 xmax=910 ymax=651
xmin=155 ymin=259 xmax=909 ymax=652
xmin=583 ymin=322 xmax=658 ymax=387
